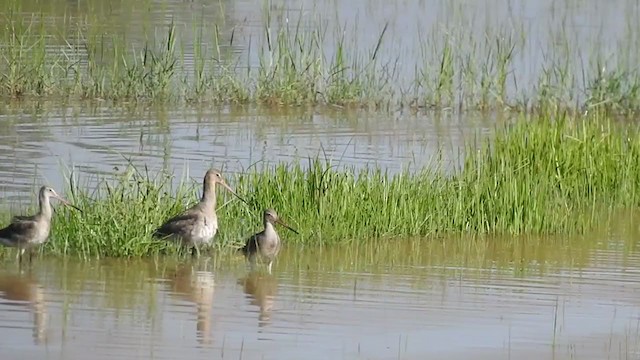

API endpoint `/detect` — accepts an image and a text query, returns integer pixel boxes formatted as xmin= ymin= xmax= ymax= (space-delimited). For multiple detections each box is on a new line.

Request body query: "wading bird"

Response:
xmin=153 ymin=169 xmax=247 ymax=256
xmin=240 ymin=209 xmax=298 ymax=274
xmin=0 ymin=186 xmax=82 ymax=264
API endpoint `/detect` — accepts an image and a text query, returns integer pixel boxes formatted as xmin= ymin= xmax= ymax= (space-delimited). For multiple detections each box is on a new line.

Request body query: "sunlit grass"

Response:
xmin=2 ymin=1 xmax=640 ymax=112
xmin=0 ymin=113 xmax=638 ymax=258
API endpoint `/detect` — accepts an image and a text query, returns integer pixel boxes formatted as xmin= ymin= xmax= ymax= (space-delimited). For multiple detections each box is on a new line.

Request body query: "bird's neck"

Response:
xmin=39 ymin=194 xmax=53 ymax=219
xmin=201 ymin=182 xmax=217 ymax=208
xmin=263 ymin=221 xmax=276 ymax=233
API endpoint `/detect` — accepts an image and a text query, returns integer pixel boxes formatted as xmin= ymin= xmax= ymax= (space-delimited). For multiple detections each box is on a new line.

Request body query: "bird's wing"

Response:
xmin=0 ymin=219 xmax=38 ymax=247
xmin=11 ymin=214 xmax=37 ymax=223
xmin=241 ymin=233 xmax=261 ymax=256
xmin=153 ymin=211 xmax=202 ymax=240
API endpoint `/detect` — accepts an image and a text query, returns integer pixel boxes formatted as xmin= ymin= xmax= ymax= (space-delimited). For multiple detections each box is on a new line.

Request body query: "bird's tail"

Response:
xmin=152 ymin=225 xmax=170 ymax=239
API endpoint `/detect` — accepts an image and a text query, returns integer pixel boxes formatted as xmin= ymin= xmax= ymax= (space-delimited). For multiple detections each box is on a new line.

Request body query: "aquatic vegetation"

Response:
xmin=2 ymin=1 xmax=640 ymax=112
xmin=0 ymin=114 xmax=637 ymax=258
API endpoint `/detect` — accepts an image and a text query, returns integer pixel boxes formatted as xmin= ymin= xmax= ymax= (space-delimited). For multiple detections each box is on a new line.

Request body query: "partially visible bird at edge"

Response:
xmin=0 ymin=186 xmax=82 ymax=264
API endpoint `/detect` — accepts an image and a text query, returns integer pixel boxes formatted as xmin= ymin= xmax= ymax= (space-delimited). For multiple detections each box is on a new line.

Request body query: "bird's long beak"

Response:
xmin=220 ymin=182 xmax=249 ymax=206
xmin=276 ymin=219 xmax=299 ymax=235
xmin=53 ymin=194 xmax=83 ymax=213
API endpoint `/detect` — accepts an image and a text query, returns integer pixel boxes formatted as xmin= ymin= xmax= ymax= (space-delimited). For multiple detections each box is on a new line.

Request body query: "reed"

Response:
xmin=2 ymin=2 xmax=640 ymax=113
xmin=0 ymin=114 xmax=636 ymax=258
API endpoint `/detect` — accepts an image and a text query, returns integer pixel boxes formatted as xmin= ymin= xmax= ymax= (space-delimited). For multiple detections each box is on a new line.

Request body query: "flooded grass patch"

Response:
xmin=2 ymin=1 xmax=640 ymax=112
xmin=1 ymin=113 xmax=638 ymax=258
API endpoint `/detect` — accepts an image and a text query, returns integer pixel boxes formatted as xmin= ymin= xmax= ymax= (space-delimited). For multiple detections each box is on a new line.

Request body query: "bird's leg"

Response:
xmin=17 ymin=248 xmax=25 ymax=267
xmin=267 ymin=260 xmax=273 ymax=274
xmin=191 ymin=245 xmax=201 ymax=258
xmin=248 ymin=254 xmax=257 ymax=272
xmin=28 ymin=248 xmax=34 ymax=263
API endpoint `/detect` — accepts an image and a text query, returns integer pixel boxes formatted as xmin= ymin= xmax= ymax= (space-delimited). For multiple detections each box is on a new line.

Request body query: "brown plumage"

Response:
xmin=241 ymin=209 xmax=298 ymax=273
xmin=0 ymin=186 xmax=81 ymax=264
xmin=153 ymin=169 xmax=246 ymax=255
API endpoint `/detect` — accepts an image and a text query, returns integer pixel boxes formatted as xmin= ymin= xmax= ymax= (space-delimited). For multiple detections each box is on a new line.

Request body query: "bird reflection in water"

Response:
xmin=167 ymin=262 xmax=215 ymax=345
xmin=238 ymin=271 xmax=278 ymax=327
xmin=0 ymin=271 xmax=48 ymax=344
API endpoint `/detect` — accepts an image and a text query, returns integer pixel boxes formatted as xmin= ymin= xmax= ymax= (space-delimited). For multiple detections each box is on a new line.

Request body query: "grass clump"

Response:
xmin=226 ymin=115 xmax=640 ymax=241
xmin=42 ymin=168 xmax=199 ymax=258
xmin=2 ymin=1 xmax=640 ymax=112
xmin=0 ymin=113 xmax=633 ymax=258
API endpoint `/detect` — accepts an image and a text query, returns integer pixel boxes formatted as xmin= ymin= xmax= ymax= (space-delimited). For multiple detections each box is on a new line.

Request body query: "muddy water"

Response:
xmin=1 ymin=1 xmax=640 ymax=359
xmin=1 ymin=228 xmax=640 ymax=360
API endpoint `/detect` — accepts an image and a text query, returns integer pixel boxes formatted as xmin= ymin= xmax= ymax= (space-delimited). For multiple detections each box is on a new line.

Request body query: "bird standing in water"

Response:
xmin=0 ymin=186 xmax=81 ymax=264
xmin=153 ymin=169 xmax=246 ymax=256
xmin=241 ymin=209 xmax=298 ymax=274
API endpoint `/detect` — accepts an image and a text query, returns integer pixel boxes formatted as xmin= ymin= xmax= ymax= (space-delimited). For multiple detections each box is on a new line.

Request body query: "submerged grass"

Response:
xmin=2 ymin=1 xmax=640 ymax=112
xmin=1 ymin=113 xmax=638 ymax=258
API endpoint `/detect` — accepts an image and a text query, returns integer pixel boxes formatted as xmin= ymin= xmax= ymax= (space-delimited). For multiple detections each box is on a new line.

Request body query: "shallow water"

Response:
xmin=1 ymin=230 xmax=640 ymax=360
xmin=1 ymin=0 xmax=640 ymax=201
xmin=4 ymin=0 xmax=638 ymax=89
xmin=0 ymin=104 xmax=494 ymax=203
xmin=2 ymin=1 xmax=640 ymax=359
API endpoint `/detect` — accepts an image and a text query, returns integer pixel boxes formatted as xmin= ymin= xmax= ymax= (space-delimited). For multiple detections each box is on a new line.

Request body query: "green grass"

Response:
xmin=0 ymin=112 xmax=637 ymax=258
xmin=2 ymin=1 xmax=640 ymax=112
